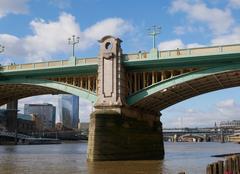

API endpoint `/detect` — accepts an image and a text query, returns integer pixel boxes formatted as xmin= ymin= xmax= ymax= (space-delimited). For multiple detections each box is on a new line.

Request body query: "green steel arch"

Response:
xmin=127 ymin=63 xmax=240 ymax=108
xmin=0 ymin=78 xmax=97 ymax=103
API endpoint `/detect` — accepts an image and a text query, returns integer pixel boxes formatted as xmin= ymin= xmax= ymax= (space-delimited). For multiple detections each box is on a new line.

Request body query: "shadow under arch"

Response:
xmin=127 ymin=63 xmax=240 ymax=112
xmin=0 ymin=78 xmax=97 ymax=105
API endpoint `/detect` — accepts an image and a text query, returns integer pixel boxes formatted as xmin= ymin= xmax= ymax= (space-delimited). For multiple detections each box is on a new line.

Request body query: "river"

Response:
xmin=0 ymin=141 xmax=239 ymax=174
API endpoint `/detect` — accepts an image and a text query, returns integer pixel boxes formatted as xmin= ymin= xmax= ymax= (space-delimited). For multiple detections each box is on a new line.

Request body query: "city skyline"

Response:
xmin=0 ymin=0 xmax=240 ymax=127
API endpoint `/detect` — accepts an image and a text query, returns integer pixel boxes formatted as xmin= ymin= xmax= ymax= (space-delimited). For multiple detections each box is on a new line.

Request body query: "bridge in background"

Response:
xmin=163 ymin=127 xmax=234 ymax=142
xmin=1 ymin=35 xmax=240 ymax=161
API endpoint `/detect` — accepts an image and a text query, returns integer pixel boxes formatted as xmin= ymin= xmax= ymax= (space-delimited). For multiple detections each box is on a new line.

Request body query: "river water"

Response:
xmin=0 ymin=142 xmax=239 ymax=174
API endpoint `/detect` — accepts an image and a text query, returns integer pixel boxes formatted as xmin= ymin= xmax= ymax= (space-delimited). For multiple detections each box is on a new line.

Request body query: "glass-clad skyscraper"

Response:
xmin=58 ymin=94 xmax=79 ymax=129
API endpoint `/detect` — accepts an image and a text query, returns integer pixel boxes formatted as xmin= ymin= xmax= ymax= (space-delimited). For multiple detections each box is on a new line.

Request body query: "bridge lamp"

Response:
xmin=0 ymin=44 xmax=4 ymax=53
xmin=148 ymin=25 xmax=161 ymax=49
xmin=68 ymin=35 xmax=80 ymax=57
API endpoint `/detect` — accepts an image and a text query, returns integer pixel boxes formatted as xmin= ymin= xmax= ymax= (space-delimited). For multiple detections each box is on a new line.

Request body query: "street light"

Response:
xmin=0 ymin=44 xmax=4 ymax=53
xmin=68 ymin=35 xmax=80 ymax=57
xmin=148 ymin=25 xmax=161 ymax=49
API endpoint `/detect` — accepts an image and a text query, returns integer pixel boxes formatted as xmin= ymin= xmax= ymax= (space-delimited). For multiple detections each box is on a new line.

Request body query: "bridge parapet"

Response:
xmin=0 ymin=57 xmax=98 ymax=72
xmin=1 ymin=44 xmax=239 ymax=73
xmin=124 ymin=43 xmax=240 ymax=61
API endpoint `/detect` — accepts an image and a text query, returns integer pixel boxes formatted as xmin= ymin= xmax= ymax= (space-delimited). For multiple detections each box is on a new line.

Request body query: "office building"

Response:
xmin=59 ymin=95 xmax=79 ymax=129
xmin=24 ymin=103 xmax=56 ymax=130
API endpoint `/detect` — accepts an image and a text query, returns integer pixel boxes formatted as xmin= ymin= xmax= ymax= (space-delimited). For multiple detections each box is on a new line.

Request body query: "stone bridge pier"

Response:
xmin=87 ymin=36 xmax=164 ymax=161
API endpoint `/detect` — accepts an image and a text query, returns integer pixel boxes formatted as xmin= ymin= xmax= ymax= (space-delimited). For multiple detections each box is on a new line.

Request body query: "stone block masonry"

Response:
xmin=87 ymin=109 xmax=164 ymax=161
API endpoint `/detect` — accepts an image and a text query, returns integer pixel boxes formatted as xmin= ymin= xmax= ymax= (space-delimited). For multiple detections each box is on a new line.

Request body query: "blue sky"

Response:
xmin=0 ymin=0 xmax=240 ymax=127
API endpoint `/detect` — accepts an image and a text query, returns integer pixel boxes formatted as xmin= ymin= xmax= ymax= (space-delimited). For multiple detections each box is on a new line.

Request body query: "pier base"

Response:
xmin=87 ymin=109 xmax=164 ymax=161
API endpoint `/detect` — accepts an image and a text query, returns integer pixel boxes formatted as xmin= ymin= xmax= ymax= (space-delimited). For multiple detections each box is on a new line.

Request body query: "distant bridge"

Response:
xmin=163 ymin=127 xmax=234 ymax=142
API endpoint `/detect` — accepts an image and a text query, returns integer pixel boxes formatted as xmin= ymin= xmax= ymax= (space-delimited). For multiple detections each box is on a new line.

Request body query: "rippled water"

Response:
xmin=0 ymin=141 xmax=239 ymax=174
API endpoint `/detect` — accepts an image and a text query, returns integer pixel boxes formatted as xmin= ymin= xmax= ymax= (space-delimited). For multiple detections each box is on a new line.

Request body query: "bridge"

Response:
xmin=162 ymin=128 xmax=233 ymax=142
xmin=0 ymin=35 xmax=240 ymax=161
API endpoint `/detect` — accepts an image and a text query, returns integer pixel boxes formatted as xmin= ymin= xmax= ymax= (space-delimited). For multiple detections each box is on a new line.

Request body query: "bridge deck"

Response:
xmin=0 ymin=57 xmax=98 ymax=72
xmin=0 ymin=43 xmax=239 ymax=73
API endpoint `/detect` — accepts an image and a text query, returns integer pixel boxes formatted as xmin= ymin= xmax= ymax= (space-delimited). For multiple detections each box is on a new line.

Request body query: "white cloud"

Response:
xmin=173 ymin=25 xmax=205 ymax=35
xmin=158 ymin=39 xmax=185 ymax=50
xmin=84 ymin=18 xmax=133 ymax=42
xmin=0 ymin=13 xmax=133 ymax=63
xmin=217 ymin=99 xmax=235 ymax=107
xmin=216 ymin=99 xmax=240 ymax=117
xmin=211 ymin=27 xmax=240 ymax=45
xmin=0 ymin=34 xmax=27 ymax=60
xmin=229 ymin=0 xmax=240 ymax=9
xmin=170 ymin=0 xmax=234 ymax=35
xmin=162 ymin=99 xmax=240 ymax=128
xmin=0 ymin=0 xmax=29 ymax=18
xmin=23 ymin=13 xmax=81 ymax=61
xmin=163 ymin=26 xmax=239 ymax=50
xmin=79 ymin=100 xmax=92 ymax=122
xmin=158 ymin=39 xmax=205 ymax=51
xmin=187 ymin=43 xmax=205 ymax=48
xmin=174 ymin=26 xmax=186 ymax=35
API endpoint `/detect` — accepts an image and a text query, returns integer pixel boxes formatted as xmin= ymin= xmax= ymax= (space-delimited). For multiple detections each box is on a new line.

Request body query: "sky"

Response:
xmin=0 ymin=0 xmax=240 ymax=127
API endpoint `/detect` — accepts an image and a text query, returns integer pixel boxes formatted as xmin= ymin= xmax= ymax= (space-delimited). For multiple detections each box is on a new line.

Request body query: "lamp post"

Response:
xmin=148 ymin=25 xmax=161 ymax=49
xmin=0 ymin=44 xmax=4 ymax=53
xmin=68 ymin=35 xmax=80 ymax=57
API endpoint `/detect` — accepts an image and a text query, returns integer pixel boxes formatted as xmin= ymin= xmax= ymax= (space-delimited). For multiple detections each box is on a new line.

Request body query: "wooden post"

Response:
xmin=206 ymin=155 xmax=240 ymax=174
xmin=236 ymin=156 xmax=240 ymax=172
xmin=232 ymin=156 xmax=236 ymax=173
xmin=224 ymin=157 xmax=232 ymax=174
xmin=217 ymin=161 xmax=224 ymax=174
xmin=213 ymin=163 xmax=218 ymax=174
xmin=206 ymin=164 xmax=213 ymax=174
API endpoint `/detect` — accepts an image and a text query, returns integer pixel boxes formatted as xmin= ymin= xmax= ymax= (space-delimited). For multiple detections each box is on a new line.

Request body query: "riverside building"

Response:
xmin=24 ymin=103 xmax=56 ymax=130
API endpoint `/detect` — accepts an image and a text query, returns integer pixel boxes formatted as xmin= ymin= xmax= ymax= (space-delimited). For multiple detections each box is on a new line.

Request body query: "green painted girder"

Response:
xmin=127 ymin=63 xmax=240 ymax=106
xmin=0 ymin=64 xmax=97 ymax=78
xmin=124 ymin=52 xmax=240 ymax=72
xmin=0 ymin=78 xmax=97 ymax=103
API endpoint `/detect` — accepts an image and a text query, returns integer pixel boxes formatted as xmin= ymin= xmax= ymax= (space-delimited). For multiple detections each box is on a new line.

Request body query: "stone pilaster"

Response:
xmin=95 ymin=35 xmax=126 ymax=108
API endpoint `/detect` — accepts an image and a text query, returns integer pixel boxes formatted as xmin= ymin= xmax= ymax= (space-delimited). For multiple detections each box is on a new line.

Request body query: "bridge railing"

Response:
xmin=0 ymin=57 xmax=98 ymax=72
xmin=124 ymin=43 xmax=240 ymax=61
xmin=1 ymin=44 xmax=240 ymax=71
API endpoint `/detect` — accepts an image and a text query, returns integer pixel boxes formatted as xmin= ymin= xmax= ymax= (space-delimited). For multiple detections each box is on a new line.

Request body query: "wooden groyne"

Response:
xmin=206 ymin=155 xmax=240 ymax=174
xmin=178 ymin=155 xmax=240 ymax=174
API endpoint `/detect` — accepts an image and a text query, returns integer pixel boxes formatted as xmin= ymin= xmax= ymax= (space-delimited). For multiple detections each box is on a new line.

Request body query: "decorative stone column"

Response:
xmin=95 ymin=35 xmax=125 ymax=108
